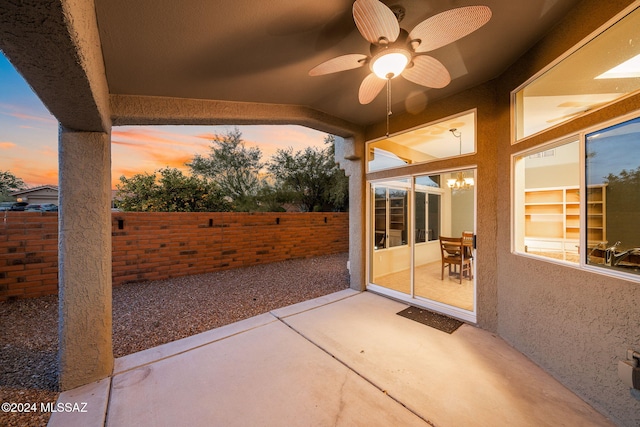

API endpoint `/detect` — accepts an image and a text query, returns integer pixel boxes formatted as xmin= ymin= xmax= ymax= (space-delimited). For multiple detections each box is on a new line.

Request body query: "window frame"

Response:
xmin=511 ymin=1 xmax=640 ymax=144
xmin=414 ymin=177 xmax=445 ymax=244
xmin=581 ymin=110 xmax=640 ymax=281
xmin=370 ymin=178 xmax=412 ymax=251
xmin=366 ymin=109 xmax=477 ymax=173
xmin=511 ymin=109 xmax=640 ymax=283
xmin=511 ymin=136 xmax=581 ymax=265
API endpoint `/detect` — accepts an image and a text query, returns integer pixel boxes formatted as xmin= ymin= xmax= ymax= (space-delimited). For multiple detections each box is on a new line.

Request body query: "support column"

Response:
xmin=58 ymin=127 xmax=113 ymax=391
xmin=335 ymin=136 xmax=366 ymax=291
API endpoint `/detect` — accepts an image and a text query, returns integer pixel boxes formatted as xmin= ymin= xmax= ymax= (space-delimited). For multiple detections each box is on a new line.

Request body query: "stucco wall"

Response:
xmin=362 ymin=1 xmax=640 ymax=424
xmin=0 ymin=211 xmax=349 ymax=300
xmin=494 ymin=1 xmax=640 ymax=425
xmin=58 ymin=129 xmax=114 ymax=390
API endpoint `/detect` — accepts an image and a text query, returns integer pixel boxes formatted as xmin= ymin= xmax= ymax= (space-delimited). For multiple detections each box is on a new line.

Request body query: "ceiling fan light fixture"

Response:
xmin=447 ymin=173 xmax=474 ymax=189
xmin=309 ymin=1 xmax=492 ymax=102
xmin=371 ymin=48 xmax=411 ymax=79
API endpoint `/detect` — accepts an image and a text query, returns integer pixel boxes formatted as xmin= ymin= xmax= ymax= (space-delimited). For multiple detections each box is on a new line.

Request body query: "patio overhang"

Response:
xmin=4 ymin=0 xmax=632 ymax=415
xmin=109 ymin=94 xmax=365 ymax=140
xmin=0 ymin=0 xmax=110 ymax=132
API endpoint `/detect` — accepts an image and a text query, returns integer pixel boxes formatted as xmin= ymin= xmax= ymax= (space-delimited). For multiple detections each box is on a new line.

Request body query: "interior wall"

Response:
xmin=524 ymin=141 xmax=580 ymax=188
xmin=494 ymin=1 xmax=640 ymax=425
xmin=524 ymin=163 xmax=579 ymax=188
xmin=451 ymin=187 xmax=474 ymax=236
xmin=372 ymin=247 xmax=411 ymax=278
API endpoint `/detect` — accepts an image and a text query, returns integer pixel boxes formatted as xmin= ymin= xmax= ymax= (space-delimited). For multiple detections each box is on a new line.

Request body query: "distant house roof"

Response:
xmin=10 ymin=185 xmax=59 ymax=196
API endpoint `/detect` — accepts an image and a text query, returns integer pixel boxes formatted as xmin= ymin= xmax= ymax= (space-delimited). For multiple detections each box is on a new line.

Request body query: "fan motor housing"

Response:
xmin=370 ymin=28 xmax=410 ymax=56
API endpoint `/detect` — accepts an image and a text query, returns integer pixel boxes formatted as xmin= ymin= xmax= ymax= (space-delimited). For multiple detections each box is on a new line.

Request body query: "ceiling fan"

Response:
xmin=309 ymin=0 xmax=492 ymax=104
xmin=545 ymin=101 xmax=609 ymax=124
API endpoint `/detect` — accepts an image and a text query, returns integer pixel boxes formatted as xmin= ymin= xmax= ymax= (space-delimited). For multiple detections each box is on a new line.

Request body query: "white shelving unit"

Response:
xmin=523 ymin=185 xmax=606 ymax=259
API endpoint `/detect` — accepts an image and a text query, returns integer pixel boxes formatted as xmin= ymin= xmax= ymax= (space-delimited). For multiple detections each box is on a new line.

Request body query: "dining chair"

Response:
xmin=462 ymin=231 xmax=474 ymax=279
xmin=439 ymin=236 xmax=472 ymax=284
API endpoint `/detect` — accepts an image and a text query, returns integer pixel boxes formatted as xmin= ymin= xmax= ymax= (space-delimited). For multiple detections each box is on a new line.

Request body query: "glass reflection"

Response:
xmin=413 ymin=171 xmax=474 ymax=311
xmin=369 ymin=172 xmax=475 ymax=311
xmin=586 ymin=116 xmax=640 ymax=275
xmin=368 ymin=111 xmax=475 ymax=172
xmin=515 ymin=5 xmax=640 ymax=139
xmin=370 ymin=179 xmax=411 ymax=294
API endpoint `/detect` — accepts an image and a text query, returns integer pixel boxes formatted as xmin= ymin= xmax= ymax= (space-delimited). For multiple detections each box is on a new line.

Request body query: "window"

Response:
xmin=512 ymin=2 xmax=640 ymax=280
xmin=513 ymin=139 xmax=580 ymax=262
xmin=368 ymin=111 xmax=476 ymax=172
xmin=513 ymin=4 xmax=640 ymax=141
xmin=513 ymin=113 xmax=640 ymax=280
xmin=415 ymin=175 xmax=441 ymax=243
xmin=585 ymin=116 xmax=640 ymax=276
xmin=372 ymin=180 xmax=410 ymax=250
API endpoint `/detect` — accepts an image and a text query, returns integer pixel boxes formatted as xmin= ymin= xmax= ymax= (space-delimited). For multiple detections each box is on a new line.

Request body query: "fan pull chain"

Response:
xmin=386 ymin=76 xmax=392 ymax=137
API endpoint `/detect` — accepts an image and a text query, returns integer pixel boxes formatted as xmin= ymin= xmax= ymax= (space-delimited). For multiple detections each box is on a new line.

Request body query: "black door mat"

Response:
xmin=397 ymin=306 xmax=464 ymax=334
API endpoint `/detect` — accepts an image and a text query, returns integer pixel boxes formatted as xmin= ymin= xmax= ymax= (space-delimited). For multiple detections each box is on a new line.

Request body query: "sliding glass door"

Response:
xmin=369 ymin=169 xmax=476 ymax=321
xmin=371 ymin=179 xmax=411 ymax=294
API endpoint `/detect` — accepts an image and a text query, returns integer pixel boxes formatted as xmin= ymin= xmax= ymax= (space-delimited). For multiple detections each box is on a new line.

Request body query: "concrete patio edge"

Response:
xmin=46 ymin=376 xmax=111 ymax=427
xmin=270 ymin=288 xmax=360 ymax=319
xmin=113 ymin=312 xmax=277 ymax=375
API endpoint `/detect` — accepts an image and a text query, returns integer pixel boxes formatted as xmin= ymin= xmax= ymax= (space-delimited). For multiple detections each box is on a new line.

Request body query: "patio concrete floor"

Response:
xmin=48 ymin=290 xmax=613 ymax=426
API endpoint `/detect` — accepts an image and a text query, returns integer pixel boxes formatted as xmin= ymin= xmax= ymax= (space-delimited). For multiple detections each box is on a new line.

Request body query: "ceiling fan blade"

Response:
xmin=546 ymin=102 xmax=608 ymax=123
xmin=309 ymin=54 xmax=368 ymax=76
xmin=402 ymin=55 xmax=451 ymax=89
xmin=359 ymin=73 xmax=386 ymax=104
xmin=353 ymin=0 xmax=400 ymax=45
xmin=546 ymin=111 xmax=585 ymax=124
xmin=409 ymin=6 xmax=492 ymax=53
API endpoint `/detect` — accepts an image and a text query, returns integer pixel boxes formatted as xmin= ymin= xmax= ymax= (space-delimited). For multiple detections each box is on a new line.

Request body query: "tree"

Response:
xmin=0 ymin=170 xmax=26 ymax=201
xmin=603 ymin=166 xmax=640 ymax=244
xmin=323 ymin=135 xmax=349 ymax=211
xmin=187 ymin=127 xmax=263 ymax=211
xmin=604 ymin=166 xmax=640 ymax=189
xmin=253 ymin=183 xmax=290 ymax=212
xmin=266 ymin=135 xmax=349 ymax=212
xmin=115 ymin=167 xmax=231 ymax=212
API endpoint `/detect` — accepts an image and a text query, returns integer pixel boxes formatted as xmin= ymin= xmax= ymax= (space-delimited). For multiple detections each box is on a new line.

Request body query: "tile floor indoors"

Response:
xmin=373 ymin=261 xmax=474 ymax=311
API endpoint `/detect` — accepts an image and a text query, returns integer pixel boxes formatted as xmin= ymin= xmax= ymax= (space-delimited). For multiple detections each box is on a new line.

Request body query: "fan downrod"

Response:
xmin=389 ymin=5 xmax=406 ymax=23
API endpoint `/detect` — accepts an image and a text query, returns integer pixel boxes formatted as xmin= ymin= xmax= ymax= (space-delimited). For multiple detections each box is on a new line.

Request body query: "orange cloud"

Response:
xmin=39 ymin=144 xmax=57 ymax=158
xmin=0 ymin=141 xmax=16 ymax=149
xmin=113 ymin=127 xmax=210 ymax=149
xmin=5 ymin=112 xmax=56 ymax=124
xmin=12 ymin=165 xmax=58 ymax=187
xmin=112 ymin=129 xmax=178 ymax=145
xmin=113 ymin=166 xmax=151 ymax=183
xmin=147 ymin=152 xmax=193 ymax=168
xmin=111 ymin=139 xmax=141 ymax=148
xmin=112 ymin=138 xmax=198 ymax=165
xmin=111 ymin=133 xmax=203 ymax=187
xmin=4 ymin=153 xmax=58 ymax=187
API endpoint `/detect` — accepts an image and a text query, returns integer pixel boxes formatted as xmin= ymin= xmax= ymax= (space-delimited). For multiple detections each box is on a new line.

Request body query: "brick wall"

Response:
xmin=0 ymin=211 xmax=348 ymax=300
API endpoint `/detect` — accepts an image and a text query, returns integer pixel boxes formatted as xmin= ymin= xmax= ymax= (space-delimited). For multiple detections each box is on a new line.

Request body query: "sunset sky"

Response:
xmin=0 ymin=52 xmax=329 ymax=189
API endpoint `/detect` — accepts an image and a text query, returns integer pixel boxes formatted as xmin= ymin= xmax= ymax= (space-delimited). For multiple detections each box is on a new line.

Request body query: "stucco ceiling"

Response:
xmin=93 ymin=0 xmax=584 ymax=128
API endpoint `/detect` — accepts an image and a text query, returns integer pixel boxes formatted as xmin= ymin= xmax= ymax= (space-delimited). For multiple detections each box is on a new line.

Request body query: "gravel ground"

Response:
xmin=0 ymin=252 xmax=350 ymax=427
